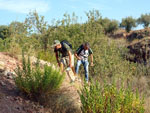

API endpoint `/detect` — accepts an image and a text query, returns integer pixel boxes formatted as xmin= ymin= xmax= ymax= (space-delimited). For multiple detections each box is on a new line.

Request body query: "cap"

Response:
xmin=51 ymin=40 xmax=60 ymax=47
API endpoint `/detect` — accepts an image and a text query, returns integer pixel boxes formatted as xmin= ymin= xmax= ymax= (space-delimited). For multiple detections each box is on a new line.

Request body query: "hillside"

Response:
xmin=111 ymin=28 xmax=150 ymax=63
xmin=0 ymin=10 xmax=150 ymax=112
xmin=0 ymin=52 xmax=82 ymax=113
xmin=111 ymin=28 xmax=150 ymax=40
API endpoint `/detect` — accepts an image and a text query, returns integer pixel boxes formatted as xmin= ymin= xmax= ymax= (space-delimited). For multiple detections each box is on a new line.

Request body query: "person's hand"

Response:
xmin=57 ymin=62 xmax=60 ymax=67
xmin=77 ymin=57 xmax=81 ymax=60
xmin=90 ymin=62 xmax=94 ymax=66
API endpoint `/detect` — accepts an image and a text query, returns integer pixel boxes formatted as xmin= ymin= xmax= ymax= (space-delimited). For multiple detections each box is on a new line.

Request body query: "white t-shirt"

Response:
xmin=79 ymin=49 xmax=89 ymax=60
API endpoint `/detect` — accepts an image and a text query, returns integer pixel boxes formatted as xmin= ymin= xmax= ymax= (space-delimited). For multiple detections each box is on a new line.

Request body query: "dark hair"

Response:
xmin=83 ymin=42 xmax=90 ymax=48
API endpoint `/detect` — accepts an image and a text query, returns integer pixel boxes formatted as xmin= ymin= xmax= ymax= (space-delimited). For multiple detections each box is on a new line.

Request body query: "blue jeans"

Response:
xmin=75 ymin=60 xmax=89 ymax=82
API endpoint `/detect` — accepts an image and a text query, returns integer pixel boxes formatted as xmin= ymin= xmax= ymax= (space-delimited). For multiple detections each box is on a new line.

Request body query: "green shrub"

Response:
xmin=137 ymin=13 xmax=150 ymax=28
xmin=0 ymin=38 xmax=12 ymax=52
xmin=120 ymin=16 xmax=137 ymax=32
xmin=88 ymin=35 xmax=136 ymax=80
xmin=38 ymin=51 xmax=56 ymax=64
xmin=101 ymin=18 xmax=119 ymax=34
xmin=79 ymin=81 xmax=145 ymax=113
xmin=0 ymin=38 xmax=5 ymax=51
xmin=15 ymin=52 xmax=64 ymax=99
xmin=0 ymin=25 xmax=11 ymax=40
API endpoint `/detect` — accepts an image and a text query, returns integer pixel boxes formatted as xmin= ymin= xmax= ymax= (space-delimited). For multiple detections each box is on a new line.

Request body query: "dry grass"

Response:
xmin=43 ymin=73 xmax=82 ymax=113
xmin=144 ymin=97 xmax=150 ymax=113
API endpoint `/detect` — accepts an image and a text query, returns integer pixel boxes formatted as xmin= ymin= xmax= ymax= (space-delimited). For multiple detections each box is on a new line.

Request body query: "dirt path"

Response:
xmin=0 ymin=52 xmax=82 ymax=113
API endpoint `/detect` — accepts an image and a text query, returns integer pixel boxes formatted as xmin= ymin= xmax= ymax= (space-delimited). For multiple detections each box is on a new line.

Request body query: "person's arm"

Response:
xmin=55 ymin=52 xmax=60 ymax=66
xmin=75 ymin=46 xmax=82 ymax=60
xmin=90 ymin=54 xmax=94 ymax=66
xmin=75 ymin=52 xmax=81 ymax=60
xmin=68 ymin=51 xmax=72 ymax=68
xmin=89 ymin=48 xmax=94 ymax=66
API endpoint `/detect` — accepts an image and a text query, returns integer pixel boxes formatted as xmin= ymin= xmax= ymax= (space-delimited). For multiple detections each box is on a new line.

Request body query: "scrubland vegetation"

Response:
xmin=1 ymin=10 xmax=150 ymax=112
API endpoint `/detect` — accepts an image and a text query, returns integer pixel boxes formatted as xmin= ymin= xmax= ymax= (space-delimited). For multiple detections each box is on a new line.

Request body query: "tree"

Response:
xmin=24 ymin=11 xmax=49 ymax=51
xmin=86 ymin=9 xmax=102 ymax=22
xmin=101 ymin=18 xmax=119 ymax=34
xmin=120 ymin=16 xmax=136 ymax=32
xmin=9 ymin=21 xmax=27 ymax=35
xmin=100 ymin=18 xmax=111 ymax=33
xmin=0 ymin=25 xmax=10 ymax=39
xmin=107 ymin=20 xmax=119 ymax=34
xmin=24 ymin=11 xmax=48 ymax=34
xmin=85 ymin=10 xmax=103 ymax=37
xmin=137 ymin=13 xmax=150 ymax=28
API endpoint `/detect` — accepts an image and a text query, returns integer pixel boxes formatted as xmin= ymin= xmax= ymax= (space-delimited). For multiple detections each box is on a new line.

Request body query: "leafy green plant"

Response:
xmin=101 ymin=18 xmax=119 ymax=34
xmin=0 ymin=38 xmax=5 ymax=51
xmin=0 ymin=25 xmax=11 ymax=40
xmin=79 ymin=81 xmax=145 ymax=113
xmin=137 ymin=13 xmax=150 ymax=28
xmin=120 ymin=16 xmax=137 ymax=32
xmin=38 ymin=51 xmax=56 ymax=64
xmin=15 ymin=51 xmax=65 ymax=100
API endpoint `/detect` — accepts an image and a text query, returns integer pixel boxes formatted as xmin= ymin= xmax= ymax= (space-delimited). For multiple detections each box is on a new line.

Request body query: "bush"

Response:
xmin=79 ymin=81 xmax=145 ymax=113
xmin=15 ymin=52 xmax=64 ymax=100
xmin=0 ymin=38 xmax=5 ymax=51
xmin=137 ymin=13 xmax=150 ymax=28
xmin=101 ymin=18 xmax=119 ymax=34
xmin=0 ymin=25 xmax=11 ymax=40
xmin=0 ymin=37 xmax=12 ymax=52
xmin=88 ymin=35 xmax=136 ymax=80
xmin=106 ymin=20 xmax=119 ymax=34
xmin=120 ymin=16 xmax=137 ymax=32
xmin=38 ymin=51 xmax=56 ymax=64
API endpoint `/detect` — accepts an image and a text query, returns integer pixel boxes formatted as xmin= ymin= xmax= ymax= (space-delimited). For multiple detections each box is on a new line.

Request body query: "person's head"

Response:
xmin=83 ymin=42 xmax=90 ymax=50
xmin=52 ymin=40 xmax=62 ymax=49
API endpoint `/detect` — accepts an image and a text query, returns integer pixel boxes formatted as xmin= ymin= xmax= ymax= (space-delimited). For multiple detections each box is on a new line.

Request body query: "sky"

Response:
xmin=0 ymin=0 xmax=150 ymax=28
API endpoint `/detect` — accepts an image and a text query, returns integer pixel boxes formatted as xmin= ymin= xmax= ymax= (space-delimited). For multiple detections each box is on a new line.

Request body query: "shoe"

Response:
xmin=78 ymin=79 xmax=82 ymax=82
xmin=75 ymin=76 xmax=82 ymax=82
xmin=74 ymin=76 xmax=78 ymax=80
xmin=66 ymin=67 xmax=71 ymax=71
xmin=70 ymin=79 xmax=75 ymax=84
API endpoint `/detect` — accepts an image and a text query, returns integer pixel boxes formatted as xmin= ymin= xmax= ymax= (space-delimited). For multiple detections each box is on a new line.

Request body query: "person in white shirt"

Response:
xmin=75 ymin=42 xmax=94 ymax=83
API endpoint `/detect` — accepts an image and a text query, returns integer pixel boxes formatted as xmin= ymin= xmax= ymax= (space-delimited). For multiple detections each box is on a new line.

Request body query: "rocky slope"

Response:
xmin=0 ymin=52 xmax=81 ymax=113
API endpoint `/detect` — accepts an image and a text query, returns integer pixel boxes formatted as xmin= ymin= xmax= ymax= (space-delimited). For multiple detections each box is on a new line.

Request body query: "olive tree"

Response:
xmin=137 ymin=13 xmax=150 ymax=28
xmin=101 ymin=18 xmax=119 ymax=34
xmin=120 ymin=16 xmax=136 ymax=32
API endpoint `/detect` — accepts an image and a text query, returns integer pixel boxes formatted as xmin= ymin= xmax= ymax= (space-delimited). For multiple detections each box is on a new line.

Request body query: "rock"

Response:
xmin=0 ymin=93 xmax=4 ymax=99
xmin=16 ymin=106 xmax=21 ymax=110
xmin=2 ymin=70 xmax=16 ymax=79
xmin=7 ymin=75 xmax=13 ymax=79
xmin=7 ymin=71 xmax=15 ymax=77
xmin=30 ymin=56 xmax=57 ymax=70
xmin=4 ymin=70 xmax=9 ymax=76
xmin=0 ymin=69 xmax=4 ymax=73
xmin=0 ymin=81 xmax=6 ymax=86
xmin=127 ymin=37 xmax=150 ymax=63
xmin=8 ymin=60 xmax=17 ymax=65
xmin=6 ymin=96 xmax=9 ymax=99
xmin=0 ymin=61 xmax=5 ymax=67
xmin=0 ymin=70 xmax=5 ymax=76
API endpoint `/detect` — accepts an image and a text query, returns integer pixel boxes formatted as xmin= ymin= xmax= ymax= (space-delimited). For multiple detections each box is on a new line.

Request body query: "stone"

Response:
xmin=0 ymin=81 xmax=6 ymax=86
xmin=7 ymin=75 xmax=13 ymax=79
xmin=0 ymin=61 xmax=5 ymax=67
xmin=4 ymin=70 xmax=9 ymax=76
xmin=0 ymin=69 xmax=5 ymax=76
